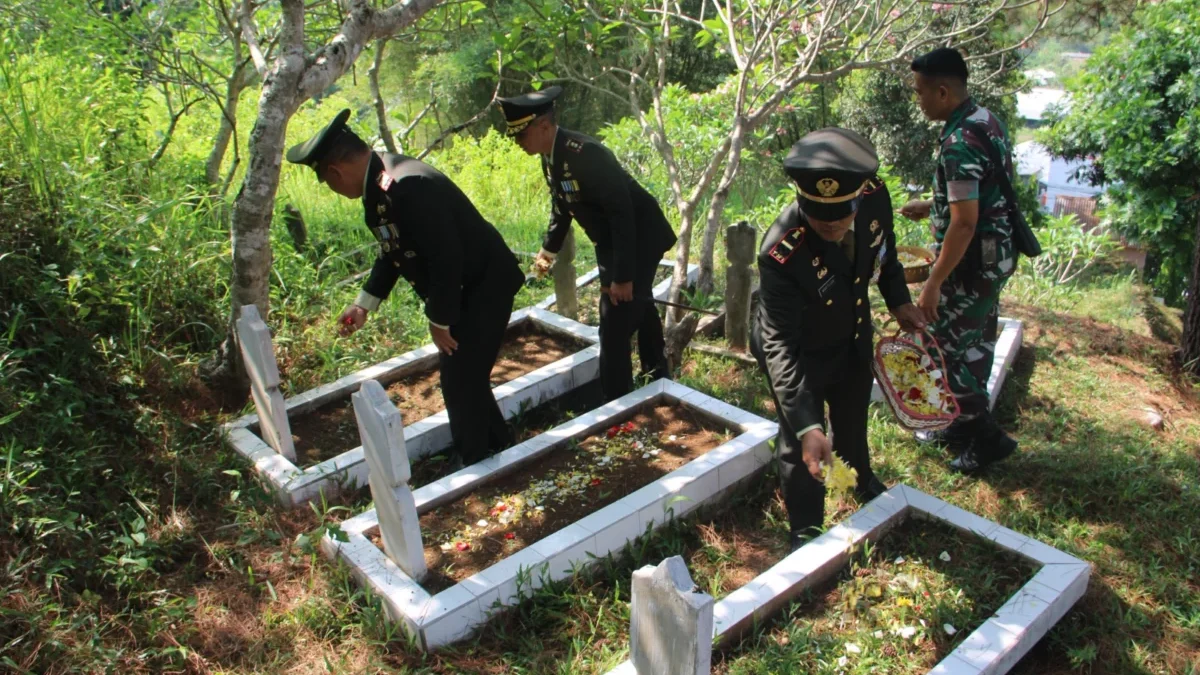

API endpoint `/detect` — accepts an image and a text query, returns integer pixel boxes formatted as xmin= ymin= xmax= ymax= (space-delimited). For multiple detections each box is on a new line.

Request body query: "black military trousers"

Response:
xmin=597 ymin=255 xmax=669 ymax=401
xmin=751 ymin=341 xmax=878 ymax=536
xmin=439 ymin=286 xmax=515 ymax=465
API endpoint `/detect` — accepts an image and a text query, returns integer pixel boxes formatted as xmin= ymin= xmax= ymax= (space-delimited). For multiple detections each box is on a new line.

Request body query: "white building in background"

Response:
xmin=1017 ymin=87 xmax=1067 ymax=127
xmin=1014 ymin=141 xmax=1102 ymax=213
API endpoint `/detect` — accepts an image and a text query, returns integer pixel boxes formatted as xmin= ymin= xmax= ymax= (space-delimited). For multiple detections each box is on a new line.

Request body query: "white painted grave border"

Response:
xmin=321 ymin=379 xmax=778 ymax=651
xmin=536 ymin=260 xmax=700 ymax=311
xmin=606 ymin=483 xmax=1089 ymax=675
xmin=221 ymin=307 xmax=600 ymax=507
xmin=871 ymin=317 xmax=1024 ymax=411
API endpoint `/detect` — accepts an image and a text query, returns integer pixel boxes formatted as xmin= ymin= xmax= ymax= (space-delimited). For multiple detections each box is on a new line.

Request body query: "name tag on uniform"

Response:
xmin=818 ymin=277 xmax=836 ymax=299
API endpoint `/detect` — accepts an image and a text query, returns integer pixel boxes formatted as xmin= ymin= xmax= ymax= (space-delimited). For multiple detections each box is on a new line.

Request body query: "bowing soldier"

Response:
xmin=497 ymin=86 xmax=677 ymax=400
xmin=751 ymin=128 xmax=926 ymax=550
xmin=286 ymin=109 xmax=525 ymax=467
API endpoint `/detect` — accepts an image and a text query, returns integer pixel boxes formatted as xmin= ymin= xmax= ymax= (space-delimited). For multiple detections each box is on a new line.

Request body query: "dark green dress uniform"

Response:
xmin=497 ymin=86 xmax=677 ymax=400
xmin=749 ymin=128 xmax=912 ymax=549
xmin=287 ymin=110 xmax=525 ymax=466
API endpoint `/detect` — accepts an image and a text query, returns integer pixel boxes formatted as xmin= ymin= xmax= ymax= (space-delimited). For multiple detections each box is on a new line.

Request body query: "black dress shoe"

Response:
xmin=948 ymin=414 xmax=1017 ymax=473
xmin=854 ymin=476 xmax=888 ymax=503
xmin=788 ymin=526 xmax=822 ymax=552
xmin=914 ymin=428 xmax=946 ymax=445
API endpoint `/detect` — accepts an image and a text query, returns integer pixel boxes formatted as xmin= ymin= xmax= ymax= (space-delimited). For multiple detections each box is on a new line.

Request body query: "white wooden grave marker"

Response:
xmin=353 ymin=380 xmax=426 ymax=581
xmin=235 ymin=304 xmax=296 ymax=461
xmin=630 ymin=555 xmax=713 ymax=675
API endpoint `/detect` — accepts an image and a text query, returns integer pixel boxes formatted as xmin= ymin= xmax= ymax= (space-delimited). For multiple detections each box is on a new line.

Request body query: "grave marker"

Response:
xmin=630 ymin=555 xmax=713 ymax=675
xmin=235 ymin=305 xmax=296 ymax=462
xmin=353 ymin=380 xmax=427 ymax=581
xmin=724 ymin=222 xmax=756 ymax=351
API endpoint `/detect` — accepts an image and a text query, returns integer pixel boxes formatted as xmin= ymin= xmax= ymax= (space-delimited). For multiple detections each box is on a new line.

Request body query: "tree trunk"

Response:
xmin=206 ymin=64 xmax=248 ymax=187
xmin=1181 ymin=208 xmax=1200 ymax=376
xmin=210 ymin=60 xmax=304 ymax=395
xmin=369 ymin=39 xmax=397 ymax=153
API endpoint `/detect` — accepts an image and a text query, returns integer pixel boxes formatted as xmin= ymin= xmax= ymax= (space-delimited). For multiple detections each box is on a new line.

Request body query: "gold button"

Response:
xmin=826 ymin=299 xmax=833 ymax=306
xmin=857 ymin=317 xmax=863 ymax=324
xmin=855 ymin=277 xmax=861 ymax=284
xmin=856 ymin=299 xmax=862 ymax=306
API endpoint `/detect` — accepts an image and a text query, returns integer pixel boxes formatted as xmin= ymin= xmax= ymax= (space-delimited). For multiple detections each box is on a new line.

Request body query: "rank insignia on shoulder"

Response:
xmin=404 ymin=250 xmax=416 ymax=258
xmin=869 ymin=219 xmax=879 ymax=232
xmin=377 ymin=203 xmax=387 ymax=215
xmin=768 ymin=227 xmax=805 ymax=264
xmin=565 ymin=138 xmax=584 ymax=153
xmin=378 ymin=172 xmax=393 ymax=191
xmin=862 ymin=177 xmax=881 ymax=195
xmin=817 ymin=267 xmax=828 ymax=279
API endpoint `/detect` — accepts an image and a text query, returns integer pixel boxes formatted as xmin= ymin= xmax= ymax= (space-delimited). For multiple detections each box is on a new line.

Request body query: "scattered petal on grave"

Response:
xmin=836 ymin=656 xmax=848 ymax=668
xmin=873 ymin=630 xmax=884 ymax=638
xmin=642 ymin=453 xmax=651 ymax=459
xmin=477 ymin=519 xmax=489 ymax=528
xmin=894 ymin=625 xmax=918 ymax=639
xmin=455 ymin=541 xmax=470 ymax=551
xmin=939 ymin=551 xmax=952 ymax=562
xmin=668 ymin=435 xmax=677 ymax=441
xmin=440 ymin=542 xmax=453 ymax=551
xmin=943 ymin=623 xmax=957 ymax=635
xmin=844 ymin=642 xmax=861 ymax=654
xmin=505 ymin=532 xmax=516 ymax=540
xmin=894 ymin=556 xmax=905 ymax=564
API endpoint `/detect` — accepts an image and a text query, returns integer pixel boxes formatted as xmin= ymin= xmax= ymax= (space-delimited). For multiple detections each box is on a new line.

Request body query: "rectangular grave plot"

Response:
xmin=540 ymin=260 xmax=700 ymax=323
xmin=604 ymin=484 xmax=1090 ymax=675
xmin=321 ymin=379 xmax=778 ymax=651
xmin=221 ymin=308 xmax=600 ymax=508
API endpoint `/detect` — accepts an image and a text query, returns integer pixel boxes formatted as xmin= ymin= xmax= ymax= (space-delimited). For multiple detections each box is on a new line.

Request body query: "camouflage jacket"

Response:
xmin=931 ymin=98 xmax=1016 ymax=278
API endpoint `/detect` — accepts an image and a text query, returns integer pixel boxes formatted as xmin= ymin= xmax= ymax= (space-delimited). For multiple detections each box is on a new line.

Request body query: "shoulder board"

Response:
xmin=564 ymin=138 xmax=584 ymax=153
xmin=378 ymin=171 xmax=394 ymax=191
xmin=862 ymin=177 xmax=882 ymax=195
xmin=768 ymin=227 xmax=805 ymax=264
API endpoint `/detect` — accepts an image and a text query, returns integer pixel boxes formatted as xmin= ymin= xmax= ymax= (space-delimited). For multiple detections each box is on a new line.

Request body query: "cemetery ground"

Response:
xmin=6 ymin=269 xmax=1198 ymax=674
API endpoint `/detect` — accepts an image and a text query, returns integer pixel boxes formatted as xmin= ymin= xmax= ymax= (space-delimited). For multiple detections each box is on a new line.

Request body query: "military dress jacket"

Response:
xmin=753 ymin=178 xmax=912 ymax=434
xmin=358 ymin=152 xmax=524 ymax=326
xmin=541 ymin=128 xmax=676 ymax=285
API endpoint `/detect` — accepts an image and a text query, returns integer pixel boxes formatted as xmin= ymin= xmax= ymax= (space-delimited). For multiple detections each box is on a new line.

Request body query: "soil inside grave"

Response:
xmin=711 ymin=518 xmax=1037 ymax=674
xmin=285 ymin=322 xmax=590 ymax=467
xmin=551 ymin=266 xmax=672 ymax=327
xmin=372 ymin=401 xmax=733 ymax=594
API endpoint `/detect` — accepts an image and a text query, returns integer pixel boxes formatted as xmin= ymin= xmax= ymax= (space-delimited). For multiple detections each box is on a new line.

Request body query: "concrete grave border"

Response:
xmin=536 ymin=259 xmax=700 ymax=311
xmin=221 ymin=307 xmax=600 ymax=508
xmin=871 ymin=317 xmax=1024 ymax=411
xmin=606 ymin=483 xmax=1090 ymax=675
xmin=320 ymin=379 xmax=778 ymax=651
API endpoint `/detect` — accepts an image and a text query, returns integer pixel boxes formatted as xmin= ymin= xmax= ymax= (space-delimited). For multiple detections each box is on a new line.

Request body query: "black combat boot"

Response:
xmin=854 ymin=475 xmax=889 ymax=503
xmin=949 ymin=412 xmax=1016 ymax=473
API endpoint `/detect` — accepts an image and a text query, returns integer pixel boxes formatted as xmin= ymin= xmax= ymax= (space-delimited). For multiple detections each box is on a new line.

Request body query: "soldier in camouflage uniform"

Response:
xmin=900 ymin=48 xmax=1018 ymax=473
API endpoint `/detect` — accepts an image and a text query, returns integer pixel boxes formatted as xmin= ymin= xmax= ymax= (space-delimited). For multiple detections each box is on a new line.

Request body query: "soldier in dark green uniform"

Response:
xmin=752 ymin=128 xmax=926 ymax=551
xmin=496 ymin=86 xmax=678 ymax=401
xmin=286 ymin=109 xmax=525 ymax=467
xmin=900 ymin=47 xmax=1019 ymax=473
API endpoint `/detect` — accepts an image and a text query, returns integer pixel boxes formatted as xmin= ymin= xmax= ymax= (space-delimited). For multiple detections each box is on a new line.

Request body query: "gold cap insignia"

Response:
xmin=817 ymin=178 xmax=840 ymax=198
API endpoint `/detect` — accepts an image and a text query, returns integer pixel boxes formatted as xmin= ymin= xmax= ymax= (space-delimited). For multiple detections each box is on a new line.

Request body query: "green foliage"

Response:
xmin=1028 ymin=213 xmax=1121 ymax=285
xmin=1044 ymin=0 xmax=1200 ymax=305
xmin=834 ymin=3 xmax=1023 ymax=189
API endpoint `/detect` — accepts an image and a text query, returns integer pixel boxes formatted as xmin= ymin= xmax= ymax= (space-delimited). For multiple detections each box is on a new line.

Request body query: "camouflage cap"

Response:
xmin=496 ymin=86 xmax=562 ymax=136
xmin=784 ymin=127 xmax=880 ymax=221
xmin=285 ymin=109 xmax=353 ymax=169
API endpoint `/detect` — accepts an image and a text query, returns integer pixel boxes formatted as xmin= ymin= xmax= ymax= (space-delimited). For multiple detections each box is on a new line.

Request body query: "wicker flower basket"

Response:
xmin=871 ymin=329 xmax=960 ymax=432
xmin=897 ymin=245 xmax=935 ymax=284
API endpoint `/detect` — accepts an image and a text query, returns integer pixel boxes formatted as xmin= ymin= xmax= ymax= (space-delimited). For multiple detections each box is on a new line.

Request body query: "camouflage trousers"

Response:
xmin=928 ymin=272 xmax=1010 ymax=419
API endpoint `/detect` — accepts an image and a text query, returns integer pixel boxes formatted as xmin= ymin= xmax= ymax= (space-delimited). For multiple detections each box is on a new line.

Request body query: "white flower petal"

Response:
xmin=844 ymin=642 xmax=861 ymax=654
xmin=873 ymin=630 xmax=884 ymax=638
xmin=536 ymin=505 xmax=545 ymax=511
xmin=836 ymin=656 xmax=848 ymax=667
xmin=477 ymin=520 xmax=489 ymax=527
xmin=668 ymin=435 xmax=677 ymax=441
xmin=894 ymin=556 xmax=905 ymax=564
xmin=919 ymin=619 xmax=927 ymax=628
xmin=943 ymin=623 xmax=957 ymax=635
xmin=439 ymin=542 xmax=452 ymax=551
xmin=894 ymin=625 xmax=918 ymax=639
xmin=642 ymin=453 xmax=650 ymax=459
xmin=939 ymin=550 xmax=951 ymax=562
